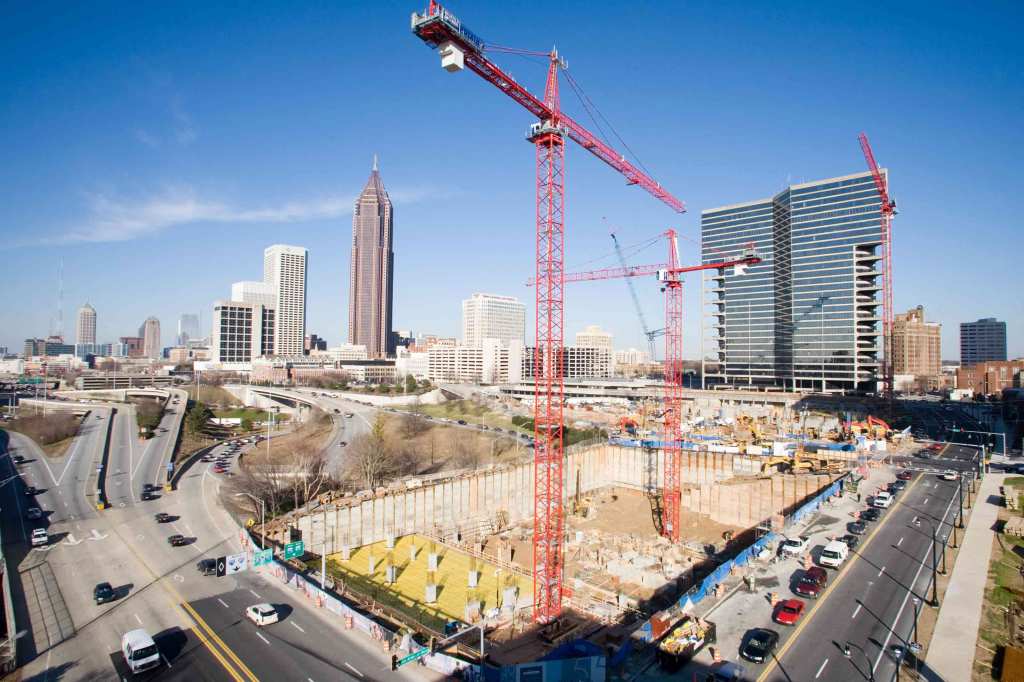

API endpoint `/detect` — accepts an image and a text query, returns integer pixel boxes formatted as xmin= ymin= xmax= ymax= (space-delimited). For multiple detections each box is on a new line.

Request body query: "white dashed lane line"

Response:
xmin=255 ymin=632 xmax=270 ymax=645
xmin=290 ymin=622 xmax=305 ymax=633
xmin=815 ymin=658 xmax=829 ymax=678
xmin=217 ymin=598 xmax=229 ymax=608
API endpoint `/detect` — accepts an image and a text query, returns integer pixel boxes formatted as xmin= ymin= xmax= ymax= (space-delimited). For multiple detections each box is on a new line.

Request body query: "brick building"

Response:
xmin=956 ymin=360 xmax=1024 ymax=396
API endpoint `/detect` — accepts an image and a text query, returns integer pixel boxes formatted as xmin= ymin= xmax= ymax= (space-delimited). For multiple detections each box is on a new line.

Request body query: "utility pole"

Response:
xmin=930 ymin=522 xmax=940 ymax=607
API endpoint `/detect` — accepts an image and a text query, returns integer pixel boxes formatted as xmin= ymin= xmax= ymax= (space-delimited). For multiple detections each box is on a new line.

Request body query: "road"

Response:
xmin=758 ymin=445 xmax=978 ymax=682
xmin=2 ymin=406 xmax=433 ymax=681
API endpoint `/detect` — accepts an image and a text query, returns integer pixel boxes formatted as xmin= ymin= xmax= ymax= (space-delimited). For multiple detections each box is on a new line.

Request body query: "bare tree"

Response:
xmin=289 ymin=442 xmax=331 ymax=511
xmin=399 ymin=413 xmax=429 ymax=440
xmin=348 ymin=414 xmax=394 ymax=489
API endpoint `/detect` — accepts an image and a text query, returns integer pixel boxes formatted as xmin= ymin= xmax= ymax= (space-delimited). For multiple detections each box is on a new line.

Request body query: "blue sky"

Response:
xmin=1 ymin=1 xmax=1021 ymax=360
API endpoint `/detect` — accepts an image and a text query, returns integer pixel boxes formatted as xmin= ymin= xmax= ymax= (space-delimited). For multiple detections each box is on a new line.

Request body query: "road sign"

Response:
xmin=283 ymin=541 xmax=304 ymax=560
xmin=253 ymin=549 xmax=273 ymax=567
xmin=392 ymin=647 xmax=431 ymax=670
xmin=226 ymin=552 xmax=247 ymax=575
xmin=216 ymin=556 xmax=227 ymax=577
xmin=166 ymin=462 xmax=174 ymax=474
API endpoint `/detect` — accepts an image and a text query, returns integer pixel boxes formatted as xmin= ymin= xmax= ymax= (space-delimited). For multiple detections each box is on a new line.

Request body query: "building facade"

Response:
xmin=892 ymin=305 xmax=941 ymax=390
xmin=960 ymin=318 xmax=1007 ymax=364
xmin=522 ymin=345 xmax=614 ymax=380
xmin=141 ymin=317 xmax=161 ymax=359
xmin=211 ymin=301 xmax=275 ymax=364
xmin=956 ymin=360 xmax=1024 ymax=396
xmin=263 ymin=245 xmax=307 ymax=357
xmin=348 ymin=159 xmax=394 ymax=358
xmin=177 ymin=313 xmax=201 ymax=345
xmin=232 ymin=281 xmax=276 ymax=307
xmin=76 ymin=304 xmax=97 ymax=345
xmin=702 ymin=170 xmax=886 ymax=393
xmin=427 ymin=340 xmax=524 ymax=385
xmin=461 ymin=293 xmax=526 ymax=349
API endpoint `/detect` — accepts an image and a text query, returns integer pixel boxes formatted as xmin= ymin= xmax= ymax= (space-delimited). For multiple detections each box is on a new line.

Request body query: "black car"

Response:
xmin=167 ymin=534 xmax=188 ymax=547
xmin=142 ymin=483 xmax=156 ymax=493
xmin=889 ymin=480 xmax=907 ymax=492
xmin=839 ymin=534 xmax=860 ymax=550
xmin=93 ymin=582 xmax=115 ymax=604
xmin=862 ymin=508 xmax=882 ymax=522
xmin=154 ymin=512 xmax=172 ymax=523
xmin=740 ymin=628 xmax=779 ymax=664
xmin=13 ymin=454 xmax=25 ymax=464
xmin=24 ymin=485 xmax=38 ymax=496
xmin=141 ymin=491 xmax=155 ymax=501
xmin=457 ymin=419 xmax=467 ymax=425
xmin=196 ymin=559 xmax=217 ymax=576
xmin=848 ymin=521 xmax=868 ymax=535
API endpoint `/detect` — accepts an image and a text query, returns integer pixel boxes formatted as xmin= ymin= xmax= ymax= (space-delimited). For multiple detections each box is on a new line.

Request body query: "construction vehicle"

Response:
xmin=848 ymin=415 xmax=892 ymax=440
xmin=657 ymin=616 xmax=717 ymax=672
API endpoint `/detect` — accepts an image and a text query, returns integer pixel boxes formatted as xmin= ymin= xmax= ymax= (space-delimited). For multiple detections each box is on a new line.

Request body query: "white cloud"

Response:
xmin=48 ymin=187 xmax=357 ymax=245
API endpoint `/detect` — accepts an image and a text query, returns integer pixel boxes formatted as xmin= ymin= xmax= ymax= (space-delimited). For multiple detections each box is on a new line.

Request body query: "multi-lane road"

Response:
xmin=756 ymin=444 xmax=978 ymax=682
xmin=1 ymin=391 xmax=430 ymax=681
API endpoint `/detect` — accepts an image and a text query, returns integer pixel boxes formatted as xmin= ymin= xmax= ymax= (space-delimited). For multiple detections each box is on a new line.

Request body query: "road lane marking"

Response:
xmin=878 ymin=565 xmax=886 ymax=577
xmin=872 ymin=480 xmax=959 ymax=674
xmin=344 ymin=662 xmax=363 ymax=677
xmin=924 ymin=497 xmax=929 ymax=505
xmin=181 ymin=601 xmax=258 ymax=681
xmin=852 ymin=604 xmax=861 ymax=619
xmin=135 ymin=614 xmax=143 ymax=625
xmin=291 ymin=621 xmax=305 ymax=633
xmin=756 ymin=472 xmax=926 ymax=682
xmin=218 ymin=598 xmax=230 ymax=608
xmin=897 ymin=537 xmax=904 ymax=547
xmin=250 ymin=589 xmax=262 ymax=599
xmin=815 ymin=658 xmax=829 ymax=678
xmin=255 ymin=631 xmax=270 ymax=645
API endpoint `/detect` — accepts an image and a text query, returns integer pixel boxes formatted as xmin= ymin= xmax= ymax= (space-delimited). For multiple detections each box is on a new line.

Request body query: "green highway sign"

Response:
xmin=17 ymin=377 xmax=43 ymax=384
xmin=283 ymin=541 xmax=304 ymax=560
xmin=391 ymin=647 xmax=430 ymax=670
xmin=253 ymin=549 xmax=273 ymax=567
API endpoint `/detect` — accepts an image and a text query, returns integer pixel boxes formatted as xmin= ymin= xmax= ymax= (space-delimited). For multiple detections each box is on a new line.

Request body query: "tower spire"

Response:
xmin=372 ymin=153 xmax=378 ymax=172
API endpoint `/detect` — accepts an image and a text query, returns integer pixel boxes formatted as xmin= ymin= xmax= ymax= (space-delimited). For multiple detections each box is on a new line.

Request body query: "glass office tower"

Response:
xmin=702 ymin=171 xmax=886 ymax=393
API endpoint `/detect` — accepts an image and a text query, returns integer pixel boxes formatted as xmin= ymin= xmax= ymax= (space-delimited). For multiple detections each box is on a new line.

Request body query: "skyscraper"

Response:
xmin=702 ymin=170 xmax=886 ymax=392
xmin=349 ymin=157 xmax=394 ymax=359
xmin=76 ymin=303 xmax=97 ymax=345
xmin=462 ymin=293 xmax=526 ymax=349
xmin=141 ymin=317 xmax=161 ymax=358
xmin=893 ymin=306 xmax=941 ymax=389
xmin=960 ymin=317 xmax=1007 ymax=364
xmin=263 ymin=245 xmax=308 ymax=356
xmin=177 ymin=313 xmax=200 ymax=345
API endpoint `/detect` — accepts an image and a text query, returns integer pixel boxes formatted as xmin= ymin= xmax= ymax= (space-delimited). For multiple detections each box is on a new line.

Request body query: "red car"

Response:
xmin=928 ymin=443 xmax=943 ymax=451
xmin=773 ymin=599 xmax=805 ymax=625
xmin=897 ymin=470 xmax=913 ymax=481
xmin=794 ymin=567 xmax=828 ymax=599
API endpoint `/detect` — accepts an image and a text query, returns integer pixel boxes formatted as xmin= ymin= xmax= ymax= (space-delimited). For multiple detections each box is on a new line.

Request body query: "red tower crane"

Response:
xmin=412 ymin=3 xmax=685 ymax=624
xmin=858 ymin=133 xmax=897 ymax=399
xmin=528 ymin=230 xmax=760 ymax=540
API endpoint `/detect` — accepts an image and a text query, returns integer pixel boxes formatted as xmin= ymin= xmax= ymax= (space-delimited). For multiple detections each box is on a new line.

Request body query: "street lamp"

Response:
xmin=917 ymin=517 xmax=945 ymax=606
xmin=236 ymin=492 xmax=266 ymax=549
xmin=842 ymin=641 xmax=875 ymax=682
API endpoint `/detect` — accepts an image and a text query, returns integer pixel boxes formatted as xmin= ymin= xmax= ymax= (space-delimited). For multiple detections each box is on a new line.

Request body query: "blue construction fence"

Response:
xmin=634 ymin=476 xmax=845 ymax=645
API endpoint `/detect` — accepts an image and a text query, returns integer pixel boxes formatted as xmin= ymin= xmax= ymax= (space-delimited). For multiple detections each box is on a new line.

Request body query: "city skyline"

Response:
xmin=1 ymin=2 xmax=1021 ymax=359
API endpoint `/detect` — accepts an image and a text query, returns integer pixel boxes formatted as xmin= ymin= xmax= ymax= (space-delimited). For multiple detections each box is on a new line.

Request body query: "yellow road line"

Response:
xmin=104 ymin=522 xmax=258 ymax=682
xmin=755 ymin=473 xmax=924 ymax=682
xmin=180 ymin=600 xmax=260 ymax=682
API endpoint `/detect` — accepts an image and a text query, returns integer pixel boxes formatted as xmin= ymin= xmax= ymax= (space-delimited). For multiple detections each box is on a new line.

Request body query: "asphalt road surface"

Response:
xmin=758 ymin=445 xmax=975 ymax=681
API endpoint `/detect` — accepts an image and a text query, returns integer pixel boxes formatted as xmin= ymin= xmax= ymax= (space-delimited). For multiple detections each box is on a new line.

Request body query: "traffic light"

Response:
xmin=391 ymin=655 xmax=398 ymax=671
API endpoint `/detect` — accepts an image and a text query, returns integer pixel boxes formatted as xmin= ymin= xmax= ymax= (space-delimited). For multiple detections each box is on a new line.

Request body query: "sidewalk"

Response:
xmin=926 ymin=472 xmax=1005 ymax=681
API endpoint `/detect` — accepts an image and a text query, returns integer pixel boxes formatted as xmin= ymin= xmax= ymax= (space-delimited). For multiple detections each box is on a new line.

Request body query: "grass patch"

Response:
xmin=180 ymin=385 xmax=241 ymax=408
xmin=2 ymin=412 xmax=81 ymax=456
xmin=214 ymin=407 xmax=274 ymax=421
xmin=398 ymin=399 xmax=527 ymax=435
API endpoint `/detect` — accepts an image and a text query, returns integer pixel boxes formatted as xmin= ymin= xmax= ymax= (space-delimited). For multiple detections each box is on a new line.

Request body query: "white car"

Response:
xmin=121 ymin=629 xmax=161 ymax=674
xmin=872 ymin=491 xmax=893 ymax=508
xmin=941 ymin=470 xmax=958 ymax=481
xmin=30 ymin=528 xmax=48 ymax=547
xmin=780 ymin=536 xmax=809 ymax=557
xmin=245 ymin=603 xmax=279 ymax=627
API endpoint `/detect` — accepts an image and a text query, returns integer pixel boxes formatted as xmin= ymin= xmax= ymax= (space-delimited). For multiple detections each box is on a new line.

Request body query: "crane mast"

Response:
xmin=412 ymin=2 xmax=684 ymax=624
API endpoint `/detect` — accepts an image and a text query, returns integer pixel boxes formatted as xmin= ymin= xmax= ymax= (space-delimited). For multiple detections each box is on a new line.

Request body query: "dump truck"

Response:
xmin=657 ymin=616 xmax=717 ymax=672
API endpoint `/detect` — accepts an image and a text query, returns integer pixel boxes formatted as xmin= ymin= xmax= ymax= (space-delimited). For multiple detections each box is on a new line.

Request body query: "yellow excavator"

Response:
xmin=760 ymin=446 xmax=843 ymax=475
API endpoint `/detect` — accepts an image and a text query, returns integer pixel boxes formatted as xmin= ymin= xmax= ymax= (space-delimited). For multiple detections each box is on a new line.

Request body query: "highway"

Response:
xmin=2 ymin=398 xmax=433 ymax=681
xmin=758 ymin=445 xmax=978 ymax=682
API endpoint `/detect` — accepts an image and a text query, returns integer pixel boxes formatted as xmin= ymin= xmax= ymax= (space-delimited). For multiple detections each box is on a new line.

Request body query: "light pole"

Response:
xmin=920 ymin=518 xmax=942 ymax=606
xmin=954 ymin=428 xmax=1006 ymax=457
xmin=843 ymin=641 xmax=875 ymax=682
xmin=236 ymin=492 xmax=266 ymax=549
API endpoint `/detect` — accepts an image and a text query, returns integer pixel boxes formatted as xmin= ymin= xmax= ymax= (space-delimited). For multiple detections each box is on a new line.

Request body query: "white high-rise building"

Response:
xmin=575 ymin=325 xmax=613 ymax=351
xmin=141 ymin=317 xmax=161 ymax=359
xmin=461 ymin=293 xmax=526 ymax=349
xmin=212 ymin=301 xmax=275 ymax=365
xmin=231 ymin=281 xmax=276 ymax=307
xmin=76 ymin=303 xmax=97 ymax=345
xmin=263 ymin=245 xmax=308 ymax=356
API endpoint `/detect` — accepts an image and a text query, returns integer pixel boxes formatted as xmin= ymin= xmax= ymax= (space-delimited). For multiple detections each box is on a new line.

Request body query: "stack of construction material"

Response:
xmin=1005 ymin=517 xmax=1024 ymax=538
xmin=1003 ymin=485 xmax=1019 ymax=511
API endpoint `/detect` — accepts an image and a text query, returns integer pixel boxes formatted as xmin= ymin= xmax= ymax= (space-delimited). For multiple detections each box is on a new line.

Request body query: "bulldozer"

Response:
xmin=760 ymin=446 xmax=844 ymax=476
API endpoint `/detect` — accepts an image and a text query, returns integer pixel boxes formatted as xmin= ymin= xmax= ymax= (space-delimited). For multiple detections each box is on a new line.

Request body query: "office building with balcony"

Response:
xmin=702 ymin=171 xmax=886 ymax=392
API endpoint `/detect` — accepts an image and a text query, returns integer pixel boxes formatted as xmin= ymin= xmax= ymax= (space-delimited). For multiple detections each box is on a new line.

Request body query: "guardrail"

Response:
xmin=88 ymin=409 xmax=113 ymax=510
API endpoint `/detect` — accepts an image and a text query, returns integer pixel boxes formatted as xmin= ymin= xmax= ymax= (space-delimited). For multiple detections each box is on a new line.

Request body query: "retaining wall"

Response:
xmin=296 ymin=444 xmax=837 ymax=554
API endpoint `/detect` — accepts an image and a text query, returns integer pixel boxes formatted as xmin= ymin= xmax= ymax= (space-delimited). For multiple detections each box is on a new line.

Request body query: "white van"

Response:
xmin=819 ymin=540 xmax=849 ymax=568
xmin=121 ymin=629 xmax=161 ymax=674
xmin=873 ymin=491 xmax=893 ymax=508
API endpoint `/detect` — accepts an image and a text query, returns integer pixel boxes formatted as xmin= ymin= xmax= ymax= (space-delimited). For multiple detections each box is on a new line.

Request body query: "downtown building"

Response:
xmin=960 ymin=317 xmax=1007 ymax=364
xmin=461 ymin=293 xmax=526 ymax=349
xmin=263 ymin=245 xmax=308 ymax=356
xmin=211 ymin=300 xmax=275 ymax=366
xmin=701 ymin=171 xmax=887 ymax=393
xmin=892 ymin=305 xmax=941 ymax=392
xmin=76 ymin=303 xmax=97 ymax=345
xmin=348 ymin=159 xmax=394 ymax=359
